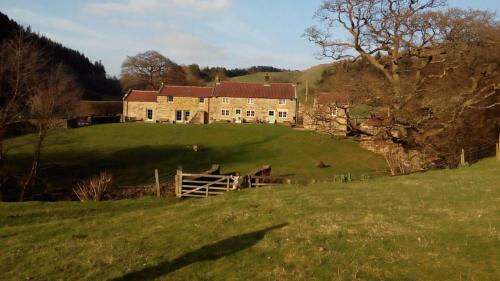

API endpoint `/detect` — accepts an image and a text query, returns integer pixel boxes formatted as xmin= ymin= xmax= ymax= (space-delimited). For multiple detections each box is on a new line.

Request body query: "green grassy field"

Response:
xmin=6 ymin=123 xmax=385 ymax=191
xmin=1 ymin=158 xmax=498 ymax=280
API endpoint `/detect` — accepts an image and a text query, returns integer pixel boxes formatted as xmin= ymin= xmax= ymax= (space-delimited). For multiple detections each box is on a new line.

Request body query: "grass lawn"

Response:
xmin=6 ymin=123 xmax=385 ymax=190
xmin=1 ymin=158 xmax=498 ymax=280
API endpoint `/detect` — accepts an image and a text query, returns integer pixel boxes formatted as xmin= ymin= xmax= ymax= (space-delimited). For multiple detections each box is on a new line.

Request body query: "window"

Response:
xmin=247 ymin=98 xmax=255 ymax=105
xmin=246 ymin=110 xmax=255 ymax=117
xmin=147 ymin=109 xmax=153 ymax=120
xmin=222 ymin=97 xmax=229 ymax=104
xmin=199 ymin=97 xmax=205 ymax=103
xmin=168 ymin=96 xmax=174 ymax=102
xmin=279 ymin=99 xmax=286 ymax=105
xmin=176 ymin=111 xmax=182 ymax=121
xmin=331 ymin=107 xmax=338 ymax=117
xmin=235 ymin=109 xmax=242 ymax=115
xmin=278 ymin=111 xmax=288 ymax=118
xmin=221 ymin=109 xmax=230 ymax=117
xmin=268 ymin=111 xmax=275 ymax=117
xmin=184 ymin=111 xmax=190 ymax=121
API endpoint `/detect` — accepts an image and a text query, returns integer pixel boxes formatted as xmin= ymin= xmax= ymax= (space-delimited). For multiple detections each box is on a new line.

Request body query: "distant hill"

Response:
xmin=0 ymin=11 xmax=122 ymax=100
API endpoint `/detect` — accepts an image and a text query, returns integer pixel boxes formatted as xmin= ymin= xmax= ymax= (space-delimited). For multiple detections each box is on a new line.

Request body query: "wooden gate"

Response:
xmin=175 ymin=170 xmax=231 ymax=198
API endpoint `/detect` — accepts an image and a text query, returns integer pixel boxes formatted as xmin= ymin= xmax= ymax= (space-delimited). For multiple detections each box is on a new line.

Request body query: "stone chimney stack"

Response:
xmin=264 ymin=73 xmax=270 ymax=84
xmin=215 ymin=75 xmax=221 ymax=85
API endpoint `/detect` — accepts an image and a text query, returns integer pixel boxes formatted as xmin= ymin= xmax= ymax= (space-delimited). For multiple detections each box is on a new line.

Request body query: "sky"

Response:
xmin=1 ymin=0 xmax=499 ymax=76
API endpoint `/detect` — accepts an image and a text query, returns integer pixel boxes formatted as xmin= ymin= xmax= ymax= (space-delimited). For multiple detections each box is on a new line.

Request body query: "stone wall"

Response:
xmin=301 ymin=106 xmax=349 ymax=136
xmin=209 ymin=97 xmax=297 ymax=124
xmin=123 ymin=101 xmax=157 ymax=122
xmin=360 ymin=138 xmax=427 ymax=173
xmin=156 ymin=96 xmax=209 ymax=123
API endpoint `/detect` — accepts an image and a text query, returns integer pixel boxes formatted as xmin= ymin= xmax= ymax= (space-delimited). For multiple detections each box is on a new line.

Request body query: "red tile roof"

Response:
xmin=316 ymin=92 xmax=351 ymax=105
xmin=124 ymin=90 xmax=157 ymax=102
xmin=159 ymin=86 xmax=213 ymax=98
xmin=214 ymin=82 xmax=296 ymax=100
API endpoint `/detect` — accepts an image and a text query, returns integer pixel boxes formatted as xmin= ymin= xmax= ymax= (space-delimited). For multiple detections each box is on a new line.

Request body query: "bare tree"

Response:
xmin=0 ymin=31 xmax=43 ymax=199
xmin=19 ymin=64 xmax=81 ymax=201
xmin=306 ymin=0 xmax=448 ymax=99
xmin=121 ymin=50 xmax=177 ymax=90
xmin=306 ymin=1 xmax=500 ymax=166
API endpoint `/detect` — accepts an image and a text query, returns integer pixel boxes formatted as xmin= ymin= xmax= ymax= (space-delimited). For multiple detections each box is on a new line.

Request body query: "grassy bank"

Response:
xmin=1 ymin=158 xmax=498 ymax=280
xmin=6 ymin=123 xmax=385 ymax=189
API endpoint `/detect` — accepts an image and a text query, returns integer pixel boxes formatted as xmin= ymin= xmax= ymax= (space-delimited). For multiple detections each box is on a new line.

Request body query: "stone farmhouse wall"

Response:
xmin=156 ymin=96 xmax=209 ymax=123
xmin=123 ymin=101 xmax=157 ymax=122
xmin=209 ymin=97 xmax=297 ymax=124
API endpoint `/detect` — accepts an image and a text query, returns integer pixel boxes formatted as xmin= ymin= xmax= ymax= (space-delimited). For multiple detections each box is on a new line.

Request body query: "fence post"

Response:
xmin=227 ymin=177 xmax=230 ymax=192
xmin=154 ymin=169 xmax=161 ymax=197
xmin=497 ymin=134 xmax=500 ymax=162
xmin=175 ymin=167 xmax=182 ymax=198
xmin=460 ymin=148 xmax=466 ymax=166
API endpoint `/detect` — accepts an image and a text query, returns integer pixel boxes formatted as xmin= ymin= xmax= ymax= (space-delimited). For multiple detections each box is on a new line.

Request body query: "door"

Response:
xmin=268 ymin=110 xmax=276 ymax=124
xmin=184 ymin=111 xmax=191 ymax=122
xmin=175 ymin=111 xmax=183 ymax=123
xmin=235 ymin=109 xmax=242 ymax=123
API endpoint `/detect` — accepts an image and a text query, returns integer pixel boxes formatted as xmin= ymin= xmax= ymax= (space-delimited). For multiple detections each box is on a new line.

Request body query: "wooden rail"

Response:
xmin=175 ymin=170 xmax=231 ymax=198
xmin=248 ymin=176 xmax=291 ymax=188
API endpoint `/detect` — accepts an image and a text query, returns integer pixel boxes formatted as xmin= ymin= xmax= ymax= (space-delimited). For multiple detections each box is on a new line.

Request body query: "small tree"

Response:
xmin=19 ymin=64 xmax=81 ymax=201
xmin=0 ymin=31 xmax=42 ymax=200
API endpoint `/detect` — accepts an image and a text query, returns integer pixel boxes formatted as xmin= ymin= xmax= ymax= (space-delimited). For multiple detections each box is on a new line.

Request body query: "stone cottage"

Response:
xmin=122 ymin=81 xmax=298 ymax=125
xmin=210 ymin=82 xmax=297 ymax=124
xmin=302 ymin=92 xmax=350 ymax=136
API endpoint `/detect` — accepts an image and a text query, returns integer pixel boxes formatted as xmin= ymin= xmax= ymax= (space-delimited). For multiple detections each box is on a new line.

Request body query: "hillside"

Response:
xmin=1 ymin=158 xmax=498 ymax=280
xmin=0 ymin=11 xmax=121 ymax=100
xmin=5 ymin=124 xmax=386 ymax=200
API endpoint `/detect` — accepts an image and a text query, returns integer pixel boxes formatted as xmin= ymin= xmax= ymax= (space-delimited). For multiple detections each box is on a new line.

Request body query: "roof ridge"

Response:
xmin=219 ymin=81 xmax=294 ymax=86
xmin=163 ymin=85 xmax=214 ymax=89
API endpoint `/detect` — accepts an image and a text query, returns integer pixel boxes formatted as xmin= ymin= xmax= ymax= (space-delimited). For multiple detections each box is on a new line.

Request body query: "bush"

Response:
xmin=73 ymin=172 xmax=113 ymax=202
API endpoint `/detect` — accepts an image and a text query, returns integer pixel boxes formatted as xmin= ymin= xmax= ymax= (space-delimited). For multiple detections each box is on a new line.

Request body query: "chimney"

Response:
xmin=215 ymin=75 xmax=221 ymax=85
xmin=264 ymin=73 xmax=270 ymax=84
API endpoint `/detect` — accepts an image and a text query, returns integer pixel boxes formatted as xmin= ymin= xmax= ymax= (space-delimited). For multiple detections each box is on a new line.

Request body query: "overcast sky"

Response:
xmin=1 ymin=0 xmax=499 ymax=76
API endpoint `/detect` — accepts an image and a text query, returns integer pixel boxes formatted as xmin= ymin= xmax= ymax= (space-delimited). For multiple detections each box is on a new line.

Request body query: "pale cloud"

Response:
xmin=85 ymin=0 xmax=232 ymax=14
xmin=6 ymin=7 xmax=97 ymax=37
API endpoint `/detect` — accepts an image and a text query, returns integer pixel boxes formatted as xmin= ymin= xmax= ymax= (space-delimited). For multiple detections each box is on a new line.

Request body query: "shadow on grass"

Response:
xmin=109 ymin=223 xmax=288 ymax=281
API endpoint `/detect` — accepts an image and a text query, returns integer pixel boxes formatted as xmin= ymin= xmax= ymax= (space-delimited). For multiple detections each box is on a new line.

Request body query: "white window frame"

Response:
xmin=199 ymin=97 xmax=205 ymax=104
xmin=278 ymin=110 xmax=288 ymax=119
xmin=247 ymin=98 xmax=255 ymax=105
xmin=168 ymin=96 xmax=174 ymax=103
xmin=222 ymin=97 xmax=230 ymax=104
xmin=331 ymin=107 xmax=338 ymax=117
xmin=246 ymin=110 xmax=256 ymax=118
xmin=221 ymin=109 xmax=230 ymax=117
xmin=278 ymin=99 xmax=286 ymax=105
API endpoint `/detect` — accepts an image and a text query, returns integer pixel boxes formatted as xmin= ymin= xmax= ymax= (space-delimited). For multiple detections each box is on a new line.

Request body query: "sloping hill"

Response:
xmin=1 ymin=158 xmax=498 ymax=280
xmin=5 ymin=123 xmax=386 ymax=198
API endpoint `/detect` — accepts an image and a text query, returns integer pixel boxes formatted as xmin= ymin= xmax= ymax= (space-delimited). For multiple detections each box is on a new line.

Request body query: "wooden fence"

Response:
xmin=248 ymin=176 xmax=292 ymax=188
xmin=175 ymin=170 xmax=231 ymax=198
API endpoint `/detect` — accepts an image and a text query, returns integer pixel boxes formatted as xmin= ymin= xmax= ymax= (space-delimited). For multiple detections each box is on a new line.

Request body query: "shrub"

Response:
xmin=73 ymin=172 xmax=113 ymax=202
